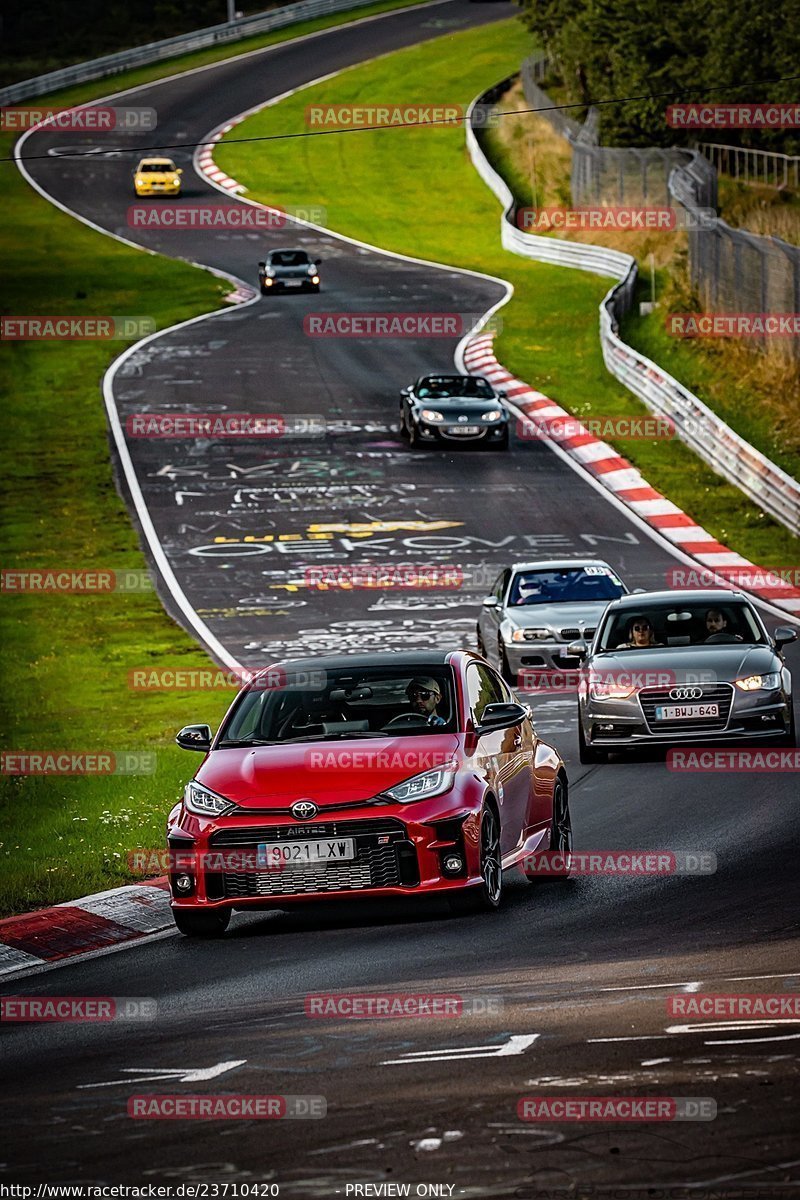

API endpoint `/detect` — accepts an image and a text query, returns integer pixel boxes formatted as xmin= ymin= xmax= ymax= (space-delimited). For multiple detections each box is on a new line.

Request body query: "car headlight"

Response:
xmin=420 ymin=409 xmax=444 ymax=423
xmin=135 ymin=177 xmax=145 ymax=186
xmin=481 ymin=409 xmax=503 ymax=422
xmin=379 ymin=764 xmax=456 ymax=804
xmin=307 ymin=264 xmax=318 ymax=275
xmin=265 ymin=268 xmax=276 ymax=278
xmin=183 ymin=781 xmax=234 ymax=817
xmin=734 ymin=672 xmax=781 ymax=691
xmin=590 ymin=680 xmax=637 ymax=700
xmin=172 ymin=176 xmax=181 ymax=185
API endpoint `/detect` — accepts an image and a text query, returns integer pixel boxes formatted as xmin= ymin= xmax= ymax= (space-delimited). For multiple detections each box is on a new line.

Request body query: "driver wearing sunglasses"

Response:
xmin=405 ymin=677 xmax=446 ymax=726
xmin=616 ymin=616 xmax=663 ymax=649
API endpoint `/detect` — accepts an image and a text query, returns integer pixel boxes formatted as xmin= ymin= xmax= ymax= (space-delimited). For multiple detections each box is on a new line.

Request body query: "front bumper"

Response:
xmin=260 ymin=277 xmax=319 ymax=291
xmin=502 ymin=641 xmax=581 ymax=673
xmin=417 ymin=421 xmax=507 ymax=444
xmin=582 ymin=686 xmax=791 ymax=746
xmin=168 ymin=799 xmax=483 ymax=911
xmin=134 ymin=183 xmax=181 ymax=196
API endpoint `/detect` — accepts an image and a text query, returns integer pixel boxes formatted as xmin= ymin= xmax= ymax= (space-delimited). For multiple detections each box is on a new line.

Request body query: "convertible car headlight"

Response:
xmin=184 ymin=781 xmax=234 ymax=817
xmin=265 ymin=268 xmax=276 ymax=278
xmin=420 ymin=409 xmax=444 ymax=423
xmin=307 ymin=264 xmax=318 ymax=275
xmin=481 ymin=409 xmax=503 ymax=421
xmin=380 ymin=764 xmax=456 ymax=804
xmin=734 ymin=672 xmax=780 ymax=691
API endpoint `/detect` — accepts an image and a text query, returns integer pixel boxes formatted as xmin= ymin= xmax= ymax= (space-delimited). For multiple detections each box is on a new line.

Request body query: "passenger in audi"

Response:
xmin=616 ymin=616 xmax=663 ymax=649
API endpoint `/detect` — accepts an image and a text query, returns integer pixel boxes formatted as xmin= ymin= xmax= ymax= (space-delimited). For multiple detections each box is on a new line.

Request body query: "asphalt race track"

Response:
xmin=4 ymin=1 xmax=800 ymax=1193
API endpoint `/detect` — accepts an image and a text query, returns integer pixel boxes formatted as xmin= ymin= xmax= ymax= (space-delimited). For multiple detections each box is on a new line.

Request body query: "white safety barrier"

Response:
xmin=466 ymin=93 xmax=800 ymax=537
xmin=0 ymin=0 xmax=386 ymax=104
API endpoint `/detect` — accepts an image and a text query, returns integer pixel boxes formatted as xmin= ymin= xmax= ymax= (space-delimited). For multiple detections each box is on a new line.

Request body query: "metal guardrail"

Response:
xmin=465 ymin=92 xmax=800 ymax=537
xmin=695 ymin=142 xmax=800 ymax=191
xmin=0 ymin=0 xmax=382 ymax=104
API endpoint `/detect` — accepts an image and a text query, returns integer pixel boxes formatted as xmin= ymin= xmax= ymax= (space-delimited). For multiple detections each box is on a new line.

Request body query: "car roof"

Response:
xmin=255 ymin=651 xmax=456 ymax=676
xmin=507 ymin=559 xmax=615 ymax=573
xmin=138 ymin=158 xmax=174 ymax=164
xmin=605 ymin=588 xmax=749 ymax=608
xmin=268 ymin=247 xmax=308 ymax=255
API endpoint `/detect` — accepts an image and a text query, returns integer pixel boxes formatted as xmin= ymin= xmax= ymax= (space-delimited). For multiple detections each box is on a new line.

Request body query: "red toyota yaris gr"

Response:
xmin=167 ymin=651 xmax=572 ymax=936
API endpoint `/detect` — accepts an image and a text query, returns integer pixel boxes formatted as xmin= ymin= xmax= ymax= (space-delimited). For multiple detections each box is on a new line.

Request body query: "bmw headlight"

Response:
xmin=135 ymin=177 xmax=145 ymax=186
xmin=481 ymin=409 xmax=503 ymax=422
xmin=184 ymin=781 xmax=234 ymax=817
xmin=734 ymin=672 xmax=781 ymax=691
xmin=172 ymin=175 xmax=181 ymax=186
xmin=511 ymin=626 xmax=554 ymax=642
xmin=379 ymin=764 xmax=456 ymax=804
xmin=420 ymin=409 xmax=444 ymax=423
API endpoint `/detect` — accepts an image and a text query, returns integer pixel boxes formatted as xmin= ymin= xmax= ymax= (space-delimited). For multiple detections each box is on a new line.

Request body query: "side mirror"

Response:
xmin=632 ymin=588 xmax=646 ymax=594
xmin=176 ymin=724 xmax=212 ymax=752
xmin=176 ymin=168 xmax=183 ymax=175
xmin=477 ymin=701 xmax=528 ymax=734
xmin=314 ymin=256 xmax=323 ymax=264
xmin=496 ymin=389 xmax=507 ymax=400
xmin=482 ymin=596 xmax=499 ymax=608
xmin=773 ymin=626 xmax=798 ymax=649
xmin=566 ymin=640 xmax=588 ymax=659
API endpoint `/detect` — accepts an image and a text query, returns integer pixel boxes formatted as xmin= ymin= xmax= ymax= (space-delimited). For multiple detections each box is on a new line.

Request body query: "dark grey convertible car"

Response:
xmin=400 ymin=374 xmax=509 ymax=449
xmin=572 ymin=589 xmax=796 ymax=761
xmin=258 ymin=248 xmax=321 ymax=293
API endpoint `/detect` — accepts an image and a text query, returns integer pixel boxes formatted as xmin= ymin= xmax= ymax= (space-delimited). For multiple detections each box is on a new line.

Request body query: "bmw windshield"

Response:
xmin=508 ymin=566 xmax=625 ymax=607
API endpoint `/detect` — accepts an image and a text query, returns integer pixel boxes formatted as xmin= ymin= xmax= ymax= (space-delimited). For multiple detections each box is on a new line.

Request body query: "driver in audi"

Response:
xmin=406 ymin=677 xmax=446 ymax=726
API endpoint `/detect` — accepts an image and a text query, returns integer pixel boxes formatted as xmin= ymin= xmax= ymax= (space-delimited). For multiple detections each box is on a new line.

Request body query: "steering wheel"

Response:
xmin=382 ymin=713 xmax=429 ymax=729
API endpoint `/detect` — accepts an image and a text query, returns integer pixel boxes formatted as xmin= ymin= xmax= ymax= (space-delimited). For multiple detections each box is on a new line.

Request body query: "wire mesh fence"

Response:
xmin=520 ymin=54 xmax=799 ymax=359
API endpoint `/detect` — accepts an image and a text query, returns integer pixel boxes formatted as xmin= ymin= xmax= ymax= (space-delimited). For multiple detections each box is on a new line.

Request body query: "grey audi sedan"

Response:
xmin=572 ymin=589 xmax=796 ymax=761
xmin=477 ymin=560 xmax=629 ymax=681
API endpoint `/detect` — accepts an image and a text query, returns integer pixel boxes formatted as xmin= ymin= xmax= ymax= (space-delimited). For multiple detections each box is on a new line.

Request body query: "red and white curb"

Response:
xmin=463 ymin=333 xmax=800 ymax=617
xmin=0 ymin=880 xmax=172 ymax=975
xmin=196 ymin=117 xmax=248 ymax=194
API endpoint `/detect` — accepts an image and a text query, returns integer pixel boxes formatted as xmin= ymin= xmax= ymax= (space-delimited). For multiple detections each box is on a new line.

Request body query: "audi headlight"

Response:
xmin=380 ymin=764 xmax=456 ymax=804
xmin=590 ymin=680 xmax=636 ymax=700
xmin=420 ymin=409 xmax=444 ymax=423
xmin=184 ymin=781 xmax=234 ymax=817
xmin=481 ymin=409 xmax=503 ymax=422
xmin=734 ymin=672 xmax=780 ymax=691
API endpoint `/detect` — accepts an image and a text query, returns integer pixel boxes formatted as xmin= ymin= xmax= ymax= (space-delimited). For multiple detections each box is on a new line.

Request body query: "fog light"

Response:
xmin=311 ymin=275 xmax=320 ymax=284
xmin=175 ymin=873 xmax=193 ymax=893
xmin=443 ymin=853 xmax=464 ymax=874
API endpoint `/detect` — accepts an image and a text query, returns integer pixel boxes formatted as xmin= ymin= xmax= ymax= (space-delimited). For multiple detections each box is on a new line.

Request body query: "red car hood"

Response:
xmin=195 ymin=734 xmax=462 ymax=809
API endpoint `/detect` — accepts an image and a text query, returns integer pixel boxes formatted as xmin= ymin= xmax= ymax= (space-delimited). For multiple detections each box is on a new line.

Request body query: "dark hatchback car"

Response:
xmin=400 ymin=374 xmax=510 ymax=448
xmin=258 ymin=248 xmax=321 ymax=293
xmin=573 ymin=590 xmax=796 ymax=761
xmin=167 ymin=651 xmax=570 ymax=936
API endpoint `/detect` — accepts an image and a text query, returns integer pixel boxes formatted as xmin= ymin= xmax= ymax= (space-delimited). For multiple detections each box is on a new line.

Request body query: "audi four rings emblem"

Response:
xmin=669 ymin=686 xmax=703 ymax=701
xmin=291 ymin=800 xmax=318 ymax=820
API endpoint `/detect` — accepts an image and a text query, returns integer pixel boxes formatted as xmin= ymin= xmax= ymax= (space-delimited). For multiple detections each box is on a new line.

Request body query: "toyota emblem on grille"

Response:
xmin=669 ymin=686 xmax=703 ymax=701
xmin=291 ymin=800 xmax=318 ymax=820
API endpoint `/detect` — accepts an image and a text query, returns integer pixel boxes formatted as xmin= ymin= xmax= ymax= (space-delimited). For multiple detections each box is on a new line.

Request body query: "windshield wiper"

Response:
xmin=217 ymin=738 xmax=279 ymax=748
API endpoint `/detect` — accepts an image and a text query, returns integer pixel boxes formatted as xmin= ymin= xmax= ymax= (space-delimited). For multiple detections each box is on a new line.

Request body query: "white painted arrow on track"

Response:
xmin=381 ymin=1034 xmax=539 ymax=1065
xmin=78 ymin=1060 xmax=246 ymax=1088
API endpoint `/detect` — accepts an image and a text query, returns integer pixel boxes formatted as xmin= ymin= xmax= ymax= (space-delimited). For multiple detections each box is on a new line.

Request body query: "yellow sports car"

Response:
xmin=133 ymin=158 xmax=182 ymax=197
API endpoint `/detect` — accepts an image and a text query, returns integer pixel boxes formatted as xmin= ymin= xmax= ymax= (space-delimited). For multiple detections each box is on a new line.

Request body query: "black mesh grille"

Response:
xmin=639 ymin=684 xmax=733 ymax=733
xmin=211 ymin=818 xmax=404 ymax=846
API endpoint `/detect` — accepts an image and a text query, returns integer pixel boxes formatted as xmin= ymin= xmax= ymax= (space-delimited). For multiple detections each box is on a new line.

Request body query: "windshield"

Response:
xmin=508 ymin=566 xmax=625 ymax=607
xmin=139 ymin=160 xmax=175 ymax=172
xmin=416 ymin=376 xmax=494 ymax=400
xmin=218 ymin=665 xmax=457 ymax=745
xmin=270 ymin=250 xmax=310 ymax=267
xmin=596 ymin=601 xmax=766 ymax=650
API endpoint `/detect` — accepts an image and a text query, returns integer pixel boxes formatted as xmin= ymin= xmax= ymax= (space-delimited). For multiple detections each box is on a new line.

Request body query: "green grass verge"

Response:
xmin=217 ymin=18 xmax=800 ymax=571
xmin=0 ymin=0 xmax=433 ymax=918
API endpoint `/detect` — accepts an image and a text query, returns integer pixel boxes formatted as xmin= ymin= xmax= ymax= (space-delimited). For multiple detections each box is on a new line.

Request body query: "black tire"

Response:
xmin=782 ymin=702 xmax=797 ymax=746
xmin=449 ymin=805 xmax=503 ymax=914
xmin=259 ymin=285 xmax=268 ymax=295
xmin=578 ymin=715 xmax=605 ymax=764
xmin=499 ymin=644 xmax=516 ymax=686
xmin=476 ymin=625 xmax=486 ymax=656
xmin=172 ymin=907 xmax=231 ymax=939
xmin=494 ymin=430 xmax=510 ymax=451
xmin=526 ymin=773 xmax=572 ymax=881
xmin=399 ymin=406 xmax=410 ymax=438
xmin=408 ymin=419 xmax=421 ymax=449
